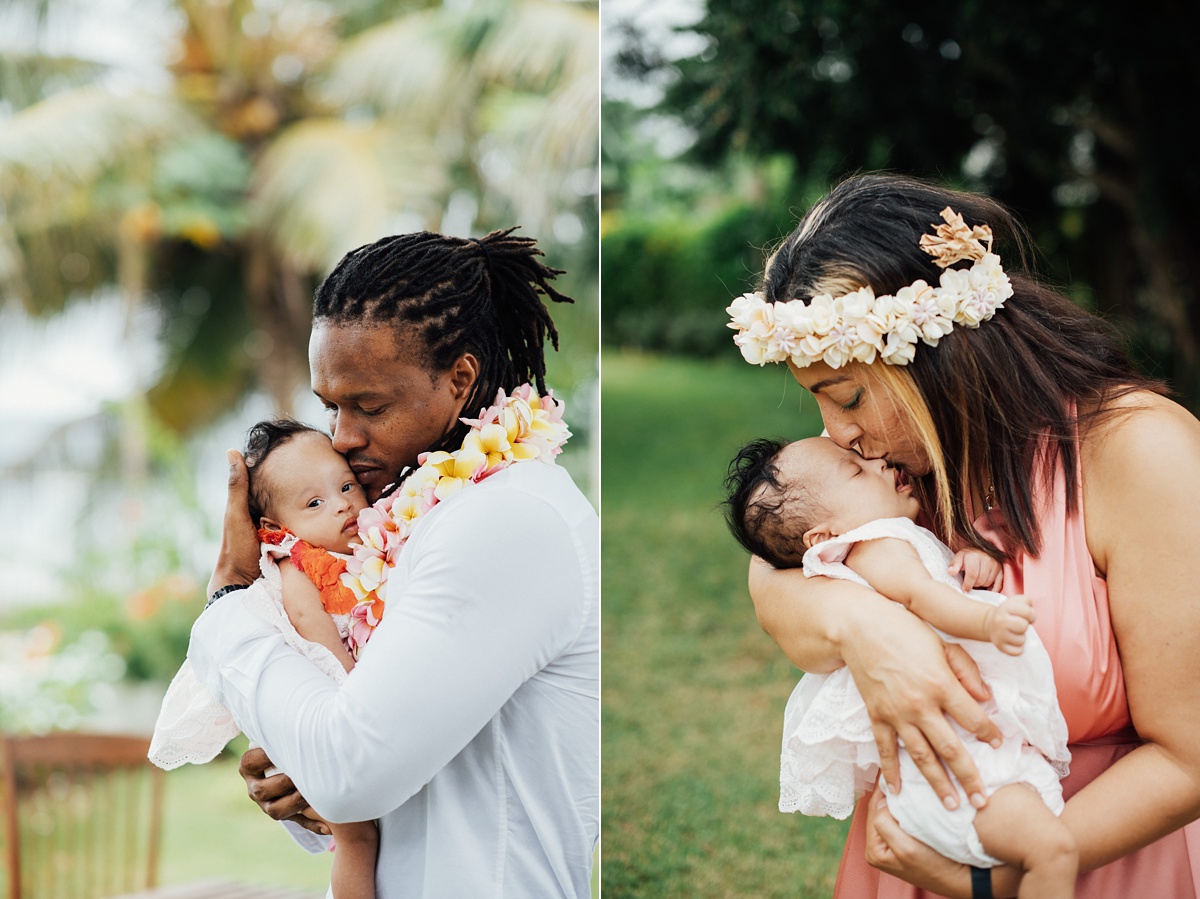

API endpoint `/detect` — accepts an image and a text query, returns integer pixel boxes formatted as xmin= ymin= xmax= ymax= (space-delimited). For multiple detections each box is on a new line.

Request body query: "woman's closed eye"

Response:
xmin=840 ymin=388 xmax=864 ymax=411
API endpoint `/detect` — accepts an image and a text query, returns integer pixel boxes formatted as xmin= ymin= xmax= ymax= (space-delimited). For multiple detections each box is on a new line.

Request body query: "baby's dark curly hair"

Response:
xmin=243 ymin=418 xmax=327 ymax=524
xmin=722 ymin=438 xmax=827 ymax=570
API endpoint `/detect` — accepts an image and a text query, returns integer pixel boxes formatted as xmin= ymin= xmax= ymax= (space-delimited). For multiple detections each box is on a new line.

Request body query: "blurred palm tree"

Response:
xmin=0 ymin=0 xmax=598 ymax=437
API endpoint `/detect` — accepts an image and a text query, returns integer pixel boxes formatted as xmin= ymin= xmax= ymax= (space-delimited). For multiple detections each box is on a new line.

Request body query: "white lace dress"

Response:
xmin=148 ymin=536 xmax=351 ymax=771
xmin=779 ymin=517 xmax=1071 ymax=866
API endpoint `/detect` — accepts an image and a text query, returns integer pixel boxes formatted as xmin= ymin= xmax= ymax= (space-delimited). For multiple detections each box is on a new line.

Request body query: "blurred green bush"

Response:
xmin=1 ymin=573 xmax=198 ymax=689
xmin=601 ymin=192 xmax=796 ymax=357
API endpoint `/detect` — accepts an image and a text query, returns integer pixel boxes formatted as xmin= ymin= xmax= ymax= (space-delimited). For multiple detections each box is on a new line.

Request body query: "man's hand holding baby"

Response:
xmin=206 ymin=449 xmax=262 ymax=597
xmin=238 ymin=745 xmax=328 ymax=836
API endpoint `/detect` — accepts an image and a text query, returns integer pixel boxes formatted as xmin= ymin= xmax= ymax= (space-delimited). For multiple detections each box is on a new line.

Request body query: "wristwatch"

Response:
xmin=206 ymin=583 xmax=249 ymax=609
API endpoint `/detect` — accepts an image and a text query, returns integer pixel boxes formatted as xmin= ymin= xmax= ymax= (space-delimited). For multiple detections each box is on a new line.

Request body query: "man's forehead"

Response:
xmin=310 ymin=325 xmax=413 ymax=394
xmin=310 ymin=320 xmax=409 ymax=361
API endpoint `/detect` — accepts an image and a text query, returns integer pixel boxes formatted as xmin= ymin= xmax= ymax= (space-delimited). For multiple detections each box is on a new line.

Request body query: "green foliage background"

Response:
xmin=602 ymin=0 xmax=1200 ymax=410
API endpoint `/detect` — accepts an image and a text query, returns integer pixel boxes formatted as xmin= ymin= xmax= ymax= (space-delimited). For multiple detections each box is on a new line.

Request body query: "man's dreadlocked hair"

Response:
xmin=312 ymin=226 xmax=573 ymax=455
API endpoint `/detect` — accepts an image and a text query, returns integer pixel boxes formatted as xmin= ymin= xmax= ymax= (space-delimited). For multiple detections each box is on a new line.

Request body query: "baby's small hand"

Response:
xmin=949 ymin=549 xmax=1004 ymax=592
xmin=986 ymin=596 xmax=1035 ymax=655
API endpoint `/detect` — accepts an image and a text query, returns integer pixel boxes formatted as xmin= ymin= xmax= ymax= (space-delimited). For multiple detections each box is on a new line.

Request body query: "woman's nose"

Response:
xmin=822 ymin=415 xmax=863 ymax=450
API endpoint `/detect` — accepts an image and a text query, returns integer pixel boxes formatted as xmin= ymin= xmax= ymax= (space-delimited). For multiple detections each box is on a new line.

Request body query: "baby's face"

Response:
xmin=779 ymin=436 xmax=921 ymax=532
xmin=259 ymin=432 xmax=368 ymax=553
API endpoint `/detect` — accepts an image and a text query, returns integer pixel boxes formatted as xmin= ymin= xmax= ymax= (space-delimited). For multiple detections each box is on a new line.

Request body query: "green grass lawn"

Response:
xmin=161 ymin=744 xmax=601 ymax=897
xmin=600 ymin=349 xmax=850 ymax=898
xmin=157 ymin=737 xmax=333 ymax=893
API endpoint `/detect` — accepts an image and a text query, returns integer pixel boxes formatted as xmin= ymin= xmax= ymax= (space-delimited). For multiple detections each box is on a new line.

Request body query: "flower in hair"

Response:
xmin=919 ymin=207 xmax=995 ymax=267
xmin=728 ymin=206 xmax=1013 ymax=369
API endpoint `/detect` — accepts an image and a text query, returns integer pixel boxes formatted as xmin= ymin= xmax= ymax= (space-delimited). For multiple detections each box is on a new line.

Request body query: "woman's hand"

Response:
xmin=238 ymin=746 xmax=329 ymax=836
xmin=865 ymin=792 xmax=973 ymax=898
xmin=205 ymin=450 xmax=262 ymax=597
xmin=852 ymin=622 xmax=999 ymax=808
xmin=865 ymin=792 xmax=1022 ymax=898
xmin=750 ymin=559 xmax=1001 ymax=807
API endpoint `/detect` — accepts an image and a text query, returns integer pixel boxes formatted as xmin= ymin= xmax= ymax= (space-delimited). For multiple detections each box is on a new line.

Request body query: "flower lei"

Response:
xmin=338 ymin=384 xmax=571 ymax=623
xmin=727 ymin=206 xmax=1014 ymax=369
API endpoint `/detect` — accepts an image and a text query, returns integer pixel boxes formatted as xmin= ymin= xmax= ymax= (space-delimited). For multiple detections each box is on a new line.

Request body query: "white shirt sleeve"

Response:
xmin=279 ymin=819 xmax=333 ymax=854
xmin=187 ymin=473 xmax=589 ymax=823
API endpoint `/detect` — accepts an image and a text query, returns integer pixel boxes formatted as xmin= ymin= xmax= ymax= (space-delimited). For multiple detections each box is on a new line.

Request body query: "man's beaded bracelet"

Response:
xmin=206 ymin=583 xmax=250 ymax=609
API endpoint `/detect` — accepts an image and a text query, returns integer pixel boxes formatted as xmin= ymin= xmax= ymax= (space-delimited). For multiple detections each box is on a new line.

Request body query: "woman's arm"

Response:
xmin=1067 ymin=396 xmax=1200 ymax=860
xmin=749 ymin=557 xmax=1002 ymax=806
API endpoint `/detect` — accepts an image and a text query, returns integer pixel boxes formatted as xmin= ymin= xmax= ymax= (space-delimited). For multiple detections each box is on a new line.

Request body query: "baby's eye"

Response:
xmin=307 ymin=498 xmax=322 ymax=508
xmin=342 ymin=482 xmax=357 ymax=493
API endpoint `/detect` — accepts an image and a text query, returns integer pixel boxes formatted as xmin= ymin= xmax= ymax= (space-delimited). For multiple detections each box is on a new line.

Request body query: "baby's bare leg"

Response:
xmin=327 ymin=820 xmax=379 ymax=899
xmin=973 ymin=783 xmax=1077 ymax=899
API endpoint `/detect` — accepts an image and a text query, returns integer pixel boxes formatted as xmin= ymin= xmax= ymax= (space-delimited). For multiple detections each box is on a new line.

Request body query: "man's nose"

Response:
xmin=330 ymin=413 xmax=366 ymax=454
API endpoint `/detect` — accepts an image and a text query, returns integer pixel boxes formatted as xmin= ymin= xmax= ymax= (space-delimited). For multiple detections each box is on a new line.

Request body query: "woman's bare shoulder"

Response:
xmin=1081 ymin=390 xmax=1200 ymax=572
xmin=1083 ymin=390 xmax=1200 ymax=468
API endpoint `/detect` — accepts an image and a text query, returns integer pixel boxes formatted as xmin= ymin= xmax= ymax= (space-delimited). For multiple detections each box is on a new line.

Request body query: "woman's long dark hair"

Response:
xmin=312 ymin=226 xmax=573 ymax=456
xmin=763 ymin=173 xmax=1167 ymax=558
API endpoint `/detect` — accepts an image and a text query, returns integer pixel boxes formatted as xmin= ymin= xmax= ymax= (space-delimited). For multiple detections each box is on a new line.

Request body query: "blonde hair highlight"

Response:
xmin=866 ymin=363 xmax=955 ymax=542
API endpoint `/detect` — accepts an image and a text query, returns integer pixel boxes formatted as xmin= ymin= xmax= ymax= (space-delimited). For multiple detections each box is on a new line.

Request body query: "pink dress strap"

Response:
xmin=833 ymin=446 xmax=1200 ymax=898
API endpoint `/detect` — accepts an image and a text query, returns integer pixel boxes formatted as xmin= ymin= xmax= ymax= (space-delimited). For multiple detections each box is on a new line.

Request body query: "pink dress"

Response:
xmin=833 ymin=451 xmax=1200 ymax=898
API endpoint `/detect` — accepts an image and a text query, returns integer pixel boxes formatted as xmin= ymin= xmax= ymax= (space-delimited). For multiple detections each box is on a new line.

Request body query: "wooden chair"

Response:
xmin=1 ymin=732 xmax=164 ymax=899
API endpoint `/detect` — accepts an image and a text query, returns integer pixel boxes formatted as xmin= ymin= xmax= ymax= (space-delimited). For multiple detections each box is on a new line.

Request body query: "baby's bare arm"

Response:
xmin=845 ymin=539 xmax=1002 ymax=644
xmin=301 ymin=808 xmax=378 ymax=899
xmin=278 ymin=559 xmax=356 ymax=673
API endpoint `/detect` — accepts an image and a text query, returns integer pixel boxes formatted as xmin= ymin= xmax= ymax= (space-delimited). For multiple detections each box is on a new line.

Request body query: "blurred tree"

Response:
xmin=0 ymin=0 xmax=598 ymax=432
xmin=623 ymin=0 xmax=1200 ymax=406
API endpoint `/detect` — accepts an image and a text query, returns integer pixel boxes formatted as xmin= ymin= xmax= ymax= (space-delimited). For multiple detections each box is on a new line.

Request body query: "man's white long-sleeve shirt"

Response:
xmin=188 ymin=461 xmax=599 ymax=898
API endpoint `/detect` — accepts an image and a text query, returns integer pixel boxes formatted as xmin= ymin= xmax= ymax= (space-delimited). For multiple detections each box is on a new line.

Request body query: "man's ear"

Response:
xmin=448 ymin=352 xmax=479 ymax=401
xmin=259 ymin=517 xmax=283 ymax=533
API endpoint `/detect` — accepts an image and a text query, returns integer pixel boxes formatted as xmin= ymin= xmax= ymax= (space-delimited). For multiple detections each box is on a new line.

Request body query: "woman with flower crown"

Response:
xmin=183 ymin=229 xmax=599 ymax=898
xmin=729 ymin=173 xmax=1200 ymax=898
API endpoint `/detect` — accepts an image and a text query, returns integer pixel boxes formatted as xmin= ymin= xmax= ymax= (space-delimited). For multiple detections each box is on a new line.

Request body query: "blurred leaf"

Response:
xmin=0 ymin=50 xmax=110 ymax=111
xmin=0 ymin=87 xmax=200 ymax=204
xmin=249 ymin=118 xmax=448 ymax=271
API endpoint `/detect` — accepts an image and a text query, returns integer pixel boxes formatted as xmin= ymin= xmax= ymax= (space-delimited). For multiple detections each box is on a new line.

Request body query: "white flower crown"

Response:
xmin=727 ymin=206 xmax=1014 ymax=369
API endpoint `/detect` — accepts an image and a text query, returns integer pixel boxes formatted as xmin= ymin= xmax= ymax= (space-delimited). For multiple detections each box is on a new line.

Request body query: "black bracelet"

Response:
xmin=970 ymin=865 xmax=993 ymax=899
xmin=206 ymin=583 xmax=249 ymax=608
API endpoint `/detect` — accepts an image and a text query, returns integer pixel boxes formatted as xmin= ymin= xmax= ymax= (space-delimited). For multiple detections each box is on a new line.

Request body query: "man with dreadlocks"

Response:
xmin=186 ymin=228 xmax=599 ymax=897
